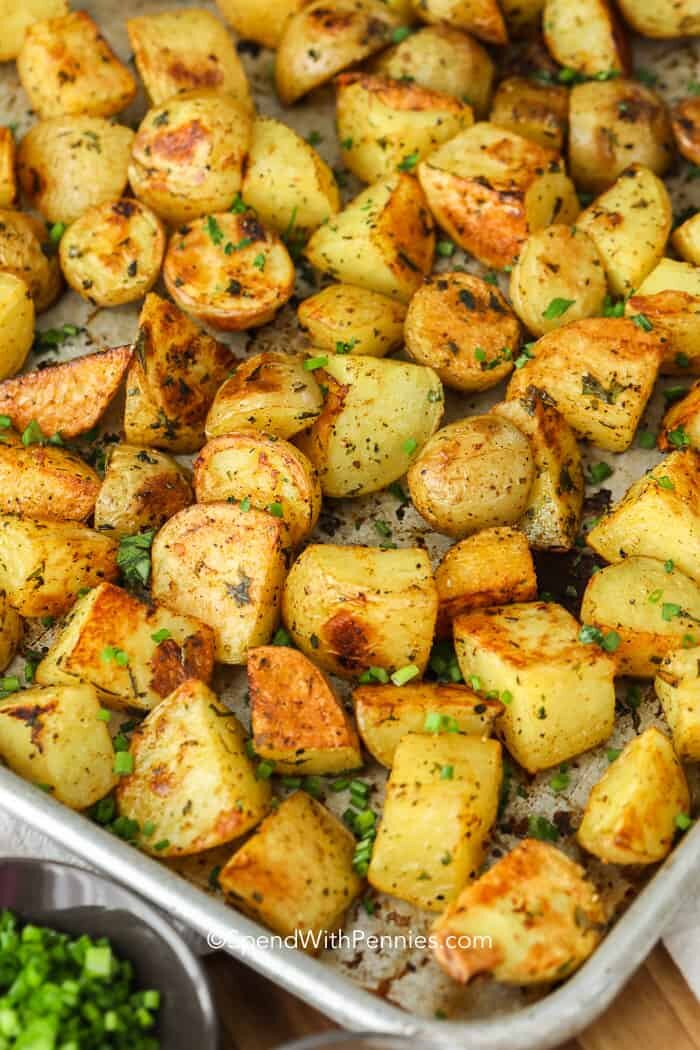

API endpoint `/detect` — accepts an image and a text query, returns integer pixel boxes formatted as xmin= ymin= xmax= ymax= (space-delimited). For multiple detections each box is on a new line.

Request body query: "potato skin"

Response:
xmin=673 ymin=211 xmax=700 ymax=266
xmin=671 ymin=97 xmax=700 ymax=165
xmin=490 ymin=77 xmax=569 ymax=151
xmin=660 ymin=383 xmax=700 ymax=450
xmin=94 ymin=444 xmax=193 ymax=539
xmin=0 ymin=274 xmax=34 ymax=382
xmin=0 ymin=0 xmax=69 ymax=63
xmin=0 ymin=444 xmax=100 ymax=522
xmin=297 ymin=284 xmax=406 ymax=358
xmin=214 ymin=0 xmax=308 ymax=49
xmin=0 ymin=209 xmax=61 ymax=313
xmin=542 ymin=0 xmax=629 ymax=77
xmin=0 ymin=129 xmax=17 ymax=208
xmin=617 ymin=0 xmax=700 ymax=38
xmin=414 ymin=0 xmax=508 ymax=45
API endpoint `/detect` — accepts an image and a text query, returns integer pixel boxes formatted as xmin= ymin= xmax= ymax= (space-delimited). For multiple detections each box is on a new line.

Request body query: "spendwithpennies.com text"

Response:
xmin=207 ymin=930 xmax=493 ymax=953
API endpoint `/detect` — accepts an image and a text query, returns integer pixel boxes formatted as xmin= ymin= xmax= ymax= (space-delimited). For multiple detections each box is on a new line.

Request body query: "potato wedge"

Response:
xmin=506 ymin=318 xmax=663 ymax=453
xmin=625 ymin=258 xmax=700 ymax=374
xmin=193 ymin=432 xmax=321 ymax=547
xmin=116 ymin=679 xmax=270 ymax=856
xmin=655 ymin=646 xmax=700 ymax=760
xmin=673 ymin=211 xmax=700 ymax=266
xmin=0 ymin=129 xmax=17 ymax=208
xmin=151 ymin=502 xmax=287 ymax=665
xmin=659 ymin=383 xmax=700 ymax=451
xmin=282 ymin=544 xmax=437 ymax=680
xmin=297 ymin=284 xmax=406 ymax=358
xmin=414 ymin=0 xmax=507 ymax=45
xmin=432 ymin=840 xmax=605 ymax=985
xmin=249 ymin=646 xmax=361 ymax=774
xmin=617 ymin=0 xmax=700 ymax=38
xmin=0 ymin=209 xmax=61 ymax=313
xmin=94 ymin=444 xmax=193 ymax=539
xmin=296 ymin=353 xmax=444 ymax=498
xmin=542 ymin=0 xmax=628 ymax=77
xmin=490 ymin=77 xmax=569 ymax=151
xmin=0 ymin=0 xmax=69 ymax=63
xmin=36 ymin=582 xmax=215 ymax=712
xmin=0 ymin=444 xmax=100 ymax=522
xmin=671 ymin=98 xmax=700 ymax=165
xmin=214 ymin=0 xmax=308 ymax=49
xmin=0 ymin=274 xmax=34 ymax=382
xmin=0 ymin=591 xmax=21 ymax=672
xmin=454 ymin=601 xmax=616 ymax=772
xmin=0 ymin=345 xmax=133 ymax=439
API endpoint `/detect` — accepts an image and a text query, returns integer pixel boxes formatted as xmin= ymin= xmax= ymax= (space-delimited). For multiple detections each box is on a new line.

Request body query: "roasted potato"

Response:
xmin=417 ymin=122 xmax=579 ymax=270
xmin=655 ymin=646 xmax=700 ymax=760
xmin=433 ymin=840 xmax=605 ymax=985
xmin=404 ymin=272 xmax=519 ymax=392
xmin=36 ymin=582 xmax=215 ymax=712
xmin=129 ymin=94 xmax=252 ymax=227
xmin=0 ymin=129 xmax=17 ymax=208
xmin=0 ymin=591 xmax=21 ymax=672
xmin=249 ymin=646 xmax=362 ymax=774
xmin=368 ymin=733 xmax=502 ymax=910
xmin=407 ymin=416 xmax=536 ymax=538
xmin=490 ymin=77 xmax=569 ymax=152
xmin=673 ymin=211 xmax=700 ymax=266
xmin=0 ymin=345 xmax=133 ymax=439
xmin=297 ymin=284 xmax=406 ymax=358
xmin=214 ymin=0 xmax=308 ymax=49
xmin=0 ymin=683 xmax=117 ymax=810
xmin=0 ymin=444 xmax=100 ymax=522
xmin=205 ymin=350 xmax=323 ymax=442
xmin=194 ymin=432 xmax=321 ymax=547
xmin=576 ymin=164 xmax=672 ymax=297
xmin=116 ymin=679 xmax=270 ymax=857
xmin=17 ymin=11 xmax=136 ymax=120
xmin=413 ymin=0 xmax=507 ymax=44
xmin=671 ymin=98 xmax=700 ymax=165
xmin=509 ymin=225 xmax=607 ymax=338
xmin=617 ymin=0 xmax=700 ymax=38
xmin=542 ymin=0 xmax=628 ymax=77
xmin=296 ymin=353 xmax=443 ymax=498
xmin=336 ymin=74 xmax=472 ymax=185
xmin=0 ymin=209 xmax=61 ymax=313
xmin=241 ymin=116 xmax=340 ymax=236
xmin=126 ymin=8 xmax=252 ymax=111
xmin=220 ymin=791 xmax=361 ymax=943
xmin=163 ymin=212 xmax=295 ymax=332
xmin=17 ymin=117 xmax=134 ymax=225
xmin=94 ymin=444 xmax=193 ymax=539
xmin=0 ymin=0 xmax=69 ymax=62
xmin=0 ymin=274 xmax=34 ymax=382
xmin=59 ymin=199 xmax=165 ymax=307
xmin=506 ymin=318 xmax=663 ymax=453
xmin=626 ymin=258 xmax=700 ymax=374
xmin=282 ymin=544 xmax=437 ymax=680
xmin=353 ymin=681 xmax=502 ymax=766
xmin=305 ymin=174 xmax=434 ymax=301
xmin=454 ymin=601 xmax=616 ymax=772
xmin=660 ymin=382 xmax=700 ymax=451
xmin=151 ymin=502 xmax=287 ymax=665
xmin=578 ymin=728 xmax=689 ymax=864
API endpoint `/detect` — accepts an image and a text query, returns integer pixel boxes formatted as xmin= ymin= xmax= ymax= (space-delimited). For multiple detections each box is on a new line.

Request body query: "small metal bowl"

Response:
xmin=0 ymin=857 xmax=219 ymax=1049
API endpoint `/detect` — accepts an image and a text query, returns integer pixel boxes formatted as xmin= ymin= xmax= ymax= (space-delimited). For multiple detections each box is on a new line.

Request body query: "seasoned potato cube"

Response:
xmin=655 ymin=647 xmax=700 ymax=760
xmin=0 ymin=345 xmax=132 ymax=439
xmin=506 ymin=318 xmax=663 ymax=453
xmin=404 ymin=272 xmax=519 ymax=392
xmin=17 ymin=11 xmax=136 ymax=120
xmin=543 ymin=0 xmax=628 ymax=77
xmin=660 ymin=383 xmax=700 ymax=451
xmin=194 ymin=432 xmax=320 ymax=547
xmin=578 ymin=728 xmax=689 ymax=864
xmin=220 ymin=791 xmax=361 ymax=942
xmin=576 ymin=165 xmax=672 ymax=297
xmin=0 ymin=274 xmax=34 ymax=382
xmin=671 ymin=98 xmax=700 ymax=165
xmin=214 ymin=0 xmax=307 ymax=49
xmin=0 ymin=684 xmax=116 ymax=810
xmin=126 ymin=9 xmax=252 ymax=111
xmin=353 ymin=682 xmax=502 ymax=766
xmin=368 ymin=733 xmax=502 ymax=910
xmin=0 ymin=593 xmax=20 ymax=674
xmin=673 ymin=211 xmax=700 ymax=266
xmin=617 ymin=0 xmax=700 ymax=39
xmin=417 ymin=122 xmax=579 ymax=270
xmin=626 ymin=258 xmax=700 ymax=374
xmin=0 ymin=444 xmax=100 ymax=522
xmin=152 ymin=502 xmax=286 ymax=665
xmin=414 ymin=0 xmax=507 ymax=44
xmin=249 ymin=646 xmax=361 ymax=774
xmin=454 ymin=602 xmax=616 ymax=772
xmin=117 ymin=679 xmax=270 ymax=856
xmin=490 ymin=77 xmax=568 ymax=151
xmin=297 ymin=284 xmax=406 ymax=358
xmin=296 ymin=354 xmax=443 ymax=498
xmin=94 ymin=445 xmax=193 ymax=539
xmin=205 ymin=351 xmax=323 ymax=442
xmin=433 ymin=839 xmax=605 ymax=985
xmin=435 ymin=527 xmax=537 ymax=636
xmin=0 ymin=209 xmax=61 ymax=313
xmin=36 ymin=582 xmax=215 ymax=712
xmin=407 ymin=416 xmax=535 ymax=538
xmin=0 ymin=0 xmax=69 ymax=63
xmin=17 ymin=117 xmax=134 ymax=225
xmin=587 ymin=450 xmax=700 ymax=585
xmin=282 ymin=544 xmax=437 ymax=680
xmin=0 ymin=129 xmax=17 ymax=208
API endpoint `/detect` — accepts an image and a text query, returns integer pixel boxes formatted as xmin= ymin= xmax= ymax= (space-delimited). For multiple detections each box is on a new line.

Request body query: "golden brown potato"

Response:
xmin=578 ymin=728 xmax=689 ymax=865
xmin=407 ymin=416 xmax=536 ymax=538
xmin=490 ymin=77 xmax=569 ymax=152
xmin=59 ymin=199 xmax=165 ymax=307
xmin=17 ymin=11 xmax=136 ymax=120
xmin=94 ymin=445 xmax=192 ymax=539
xmin=0 ymin=444 xmax=100 ymax=522
xmin=163 ymin=212 xmax=295 ymax=332
xmin=404 ymin=272 xmax=519 ymax=392
xmin=617 ymin=0 xmax=700 ymax=38
xmin=297 ymin=284 xmax=406 ymax=358
xmin=507 ymin=318 xmax=663 ymax=452
xmin=126 ymin=9 xmax=252 ymax=110
xmin=0 ymin=0 xmax=69 ymax=62
xmin=282 ymin=544 xmax=437 ymax=680
xmin=0 ymin=209 xmax=61 ymax=313
xmin=129 ymin=93 xmax=252 ymax=227
xmin=305 ymin=174 xmax=434 ymax=301
xmin=433 ymin=840 xmax=605 ymax=985
xmin=249 ymin=646 xmax=362 ymax=774
xmin=413 ymin=0 xmax=507 ymax=44
xmin=194 ymin=432 xmax=320 ymax=547
xmin=673 ymin=211 xmax=700 ymax=266
xmin=0 ymin=274 xmax=34 ymax=382
xmin=17 ymin=117 xmax=134 ymax=225
xmin=626 ymin=258 xmax=700 ymax=374
xmin=659 ymin=383 xmax=700 ymax=451
xmin=655 ymin=646 xmax=700 ymax=760
xmin=0 ymin=129 xmax=17 ymax=208
xmin=671 ymin=97 xmax=700 ymax=165
xmin=0 ymin=591 xmax=21 ymax=672
xmin=417 ymin=122 xmax=579 ymax=270
xmin=542 ymin=0 xmax=629 ymax=77
xmin=0 ymin=345 xmax=133 ymax=439
xmin=214 ymin=0 xmax=308 ymax=49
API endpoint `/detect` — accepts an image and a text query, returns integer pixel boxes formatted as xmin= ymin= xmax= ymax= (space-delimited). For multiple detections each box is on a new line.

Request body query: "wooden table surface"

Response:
xmin=205 ymin=943 xmax=700 ymax=1050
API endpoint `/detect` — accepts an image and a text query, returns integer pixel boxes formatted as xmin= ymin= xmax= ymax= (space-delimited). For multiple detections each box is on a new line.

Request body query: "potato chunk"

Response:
xmin=116 ymin=679 xmax=270 ymax=856
xmin=655 ymin=646 xmax=700 ymax=760
xmin=0 ymin=0 xmax=69 ymax=62
xmin=94 ymin=444 xmax=193 ymax=539
xmin=0 ymin=274 xmax=34 ymax=382
xmin=0 ymin=444 xmax=100 ymax=522
xmin=368 ymin=733 xmax=502 ymax=910
xmin=214 ymin=0 xmax=307 ymax=49
xmin=433 ymin=840 xmax=605 ymax=985
xmin=490 ymin=77 xmax=569 ymax=151
xmin=672 ymin=211 xmax=700 ymax=266
xmin=0 ymin=129 xmax=17 ymax=208
xmin=414 ymin=0 xmax=507 ymax=45
xmin=249 ymin=646 xmax=361 ymax=775
xmin=0 ymin=591 xmax=22 ymax=672
xmin=297 ymin=284 xmax=406 ymax=359
xmin=282 ymin=544 xmax=437 ymax=680
xmin=36 ymin=582 xmax=215 ymax=712
xmin=454 ymin=602 xmax=616 ymax=772
xmin=578 ymin=728 xmax=689 ymax=865
xmin=625 ymin=258 xmax=700 ymax=374
xmin=671 ymin=98 xmax=700 ymax=165
xmin=151 ymin=502 xmax=286 ymax=665
xmin=543 ymin=0 xmax=628 ymax=77
xmin=617 ymin=0 xmax=700 ymax=39
xmin=660 ymin=383 xmax=700 ymax=451
xmin=220 ymin=791 xmax=362 ymax=943
xmin=0 ymin=209 xmax=62 ymax=313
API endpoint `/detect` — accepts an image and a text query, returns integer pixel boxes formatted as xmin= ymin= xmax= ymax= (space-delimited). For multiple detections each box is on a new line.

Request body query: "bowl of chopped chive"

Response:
xmin=0 ymin=857 xmax=218 ymax=1049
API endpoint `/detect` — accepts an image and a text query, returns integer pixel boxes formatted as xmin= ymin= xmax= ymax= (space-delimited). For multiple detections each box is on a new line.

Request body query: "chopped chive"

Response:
xmin=390 ymin=664 xmax=420 ymax=686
